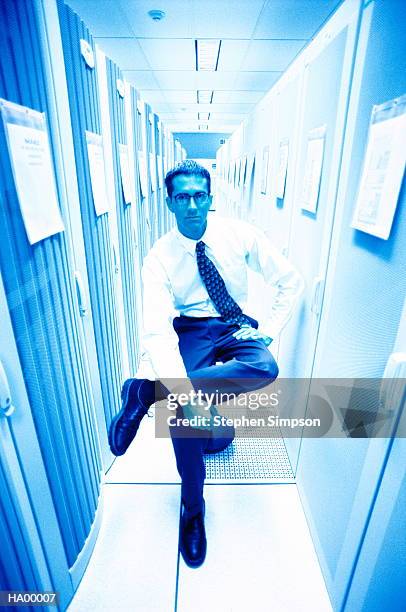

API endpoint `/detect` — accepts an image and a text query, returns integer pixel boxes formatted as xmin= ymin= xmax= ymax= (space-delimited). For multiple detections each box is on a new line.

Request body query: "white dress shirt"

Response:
xmin=137 ymin=214 xmax=304 ymax=380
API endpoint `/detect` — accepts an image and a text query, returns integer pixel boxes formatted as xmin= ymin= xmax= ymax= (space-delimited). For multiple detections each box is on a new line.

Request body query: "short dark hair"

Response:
xmin=165 ymin=160 xmax=211 ymax=198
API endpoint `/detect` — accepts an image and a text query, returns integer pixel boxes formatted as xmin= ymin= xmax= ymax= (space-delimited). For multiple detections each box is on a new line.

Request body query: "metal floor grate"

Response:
xmin=204 ymin=433 xmax=294 ymax=482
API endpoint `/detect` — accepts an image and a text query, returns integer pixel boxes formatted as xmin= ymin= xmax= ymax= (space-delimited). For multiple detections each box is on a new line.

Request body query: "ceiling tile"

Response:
xmin=137 ymin=90 xmax=167 ymax=104
xmin=234 ymin=71 xmax=281 ymax=91
xmin=154 ymin=71 xmax=198 ymax=90
xmin=191 ymin=0 xmax=265 ymax=38
xmin=253 ymin=0 xmax=342 ymax=39
xmin=138 ymin=39 xmax=196 ymax=70
xmin=163 ymin=91 xmax=198 ymax=103
xmin=121 ymin=70 xmax=159 ymax=89
xmin=217 ymin=40 xmax=251 ymax=71
xmin=160 ymin=112 xmax=198 ymax=120
xmin=196 ymin=72 xmax=239 ymax=89
xmin=242 ymin=40 xmax=306 ymax=71
xmin=211 ymin=91 xmax=230 ymax=103
xmin=66 ymin=0 xmax=133 ymax=36
xmin=119 ymin=0 xmax=194 ymax=37
xmin=209 ymin=113 xmax=247 ymax=120
xmin=212 ymin=90 xmax=265 ymax=103
xmin=94 ymin=39 xmax=149 ymax=70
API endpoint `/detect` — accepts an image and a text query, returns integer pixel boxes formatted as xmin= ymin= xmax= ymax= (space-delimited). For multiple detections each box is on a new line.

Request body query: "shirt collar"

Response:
xmin=174 ymin=213 xmax=216 ymax=255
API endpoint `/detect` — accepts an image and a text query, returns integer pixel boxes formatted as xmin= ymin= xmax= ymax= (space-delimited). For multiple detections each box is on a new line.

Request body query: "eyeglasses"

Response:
xmin=173 ymin=192 xmax=209 ymax=205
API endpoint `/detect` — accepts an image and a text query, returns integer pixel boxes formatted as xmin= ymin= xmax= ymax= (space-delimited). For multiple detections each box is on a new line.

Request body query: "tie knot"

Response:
xmin=196 ymin=241 xmax=206 ymax=254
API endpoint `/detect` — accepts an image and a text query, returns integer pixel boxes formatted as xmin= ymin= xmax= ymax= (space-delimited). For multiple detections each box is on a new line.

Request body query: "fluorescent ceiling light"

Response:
xmin=198 ymin=112 xmax=210 ymax=120
xmin=198 ymin=124 xmax=209 ymax=130
xmin=197 ymin=90 xmax=213 ymax=104
xmin=195 ymin=40 xmax=221 ymax=71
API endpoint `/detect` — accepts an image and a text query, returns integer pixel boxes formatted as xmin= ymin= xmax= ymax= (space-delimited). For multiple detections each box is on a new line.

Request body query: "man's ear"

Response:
xmin=166 ymin=196 xmax=174 ymax=212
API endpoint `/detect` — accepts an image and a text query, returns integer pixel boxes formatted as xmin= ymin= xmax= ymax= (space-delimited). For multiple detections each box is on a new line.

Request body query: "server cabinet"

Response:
xmin=145 ymin=104 xmax=159 ymax=245
xmin=129 ymin=89 xmax=151 ymax=262
xmin=0 ymin=0 xmax=103 ymax=603
xmin=344 ymin=408 xmax=406 ymax=612
xmin=296 ymin=0 xmax=406 ymax=608
xmin=0 ymin=273 xmax=73 ymax=612
xmin=58 ymin=3 xmax=123 ymax=462
xmin=278 ymin=0 xmax=361 ymax=381
xmin=271 ymin=0 xmax=361 ymax=475
xmin=154 ymin=114 xmax=165 ymax=238
xmin=135 ymin=97 xmax=154 ymax=247
xmin=103 ymin=56 xmax=140 ymax=374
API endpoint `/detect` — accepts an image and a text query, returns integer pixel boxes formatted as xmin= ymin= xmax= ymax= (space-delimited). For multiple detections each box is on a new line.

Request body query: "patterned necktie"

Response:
xmin=196 ymin=240 xmax=251 ymax=327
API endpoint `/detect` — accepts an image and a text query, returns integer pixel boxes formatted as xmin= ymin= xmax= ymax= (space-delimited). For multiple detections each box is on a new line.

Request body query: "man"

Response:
xmin=109 ymin=159 xmax=304 ymax=568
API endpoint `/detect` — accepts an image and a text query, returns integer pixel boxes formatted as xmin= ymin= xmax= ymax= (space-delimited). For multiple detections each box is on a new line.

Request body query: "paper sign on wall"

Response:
xmin=0 ymin=99 xmax=64 ymax=245
xmin=118 ymin=143 xmax=132 ymax=205
xmin=276 ymin=139 xmax=289 ymax=199
xmin=301 ymin=126 xmax=326 ymax=213
xmin=85 ymin=131 xmax=109 ymax=215
xmin=351 ymin=95 xmax=406 ymax=240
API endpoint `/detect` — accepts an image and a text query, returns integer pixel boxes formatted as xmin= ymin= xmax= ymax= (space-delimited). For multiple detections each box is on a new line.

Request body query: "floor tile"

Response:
xmin=177 ymin=484 xmax=332 ymax=612
xmin=67 ymin=484 xmax=180 ymax=611
xmin=105 ymin=407 xmax=181 ymax=484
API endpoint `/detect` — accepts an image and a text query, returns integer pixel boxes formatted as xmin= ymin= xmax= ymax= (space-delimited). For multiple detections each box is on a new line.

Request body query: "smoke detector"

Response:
xmin=148 ymin=10 xmax=166 ymax=21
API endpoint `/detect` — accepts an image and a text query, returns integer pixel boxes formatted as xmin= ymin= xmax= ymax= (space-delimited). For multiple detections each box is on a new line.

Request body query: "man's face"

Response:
xmin=166 ymin=174 xmax=213 ymax=240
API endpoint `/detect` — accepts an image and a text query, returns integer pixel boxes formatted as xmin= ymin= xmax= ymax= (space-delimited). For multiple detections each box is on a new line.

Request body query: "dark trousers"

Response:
xmin=169 ymin=315 xmax=279 ymax=518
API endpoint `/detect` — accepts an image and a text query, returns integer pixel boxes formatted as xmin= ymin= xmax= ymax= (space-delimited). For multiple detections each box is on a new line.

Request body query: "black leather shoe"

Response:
xmin=108 ymin=379 xmax=151 ymax=456
xmin=179 ymin=502 xmax=207 ymax=568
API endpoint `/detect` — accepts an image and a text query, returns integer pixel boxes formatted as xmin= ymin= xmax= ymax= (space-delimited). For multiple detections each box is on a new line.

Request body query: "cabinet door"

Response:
xmin=276 ymin=0 xmax=361 ymax=471
xmin=0 ymin=274 xmax=72 ymax=611
xmin=344 ymin=407 xmax=406 ymax=612
xmin=104 ymin=56 xmax=141 ymax=374
xmin=58 ymin=3 xmax=123 ymax=460
xmin=296 ymin=0 xmax=406 ymax=608
xmin=0 ymin=0 xmax=102 ymax=579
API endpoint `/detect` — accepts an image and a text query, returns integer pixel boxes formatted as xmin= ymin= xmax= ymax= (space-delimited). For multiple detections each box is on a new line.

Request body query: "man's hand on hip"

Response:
xmin=232 ymin=325 xmax=272 ymax=346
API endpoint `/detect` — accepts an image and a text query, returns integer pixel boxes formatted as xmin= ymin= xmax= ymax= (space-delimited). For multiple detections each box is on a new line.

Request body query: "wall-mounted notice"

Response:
xmin=276 ymin=139 xmax=289 ymax=199
xmin=149 ymin=153 xmax=157 ymax=192
xmin=301 ymin=126 xmax=326 ymax=213
xmin=138 ymin=151 xmax=148 ymax=198
xmin=85 ymin=131 xmax=109 ymax=215
xmin=0 ymin=99 xmax=64 ymax=245
xmin=118 ymin=143 xmax=132 ymax=205
xmin=260 ymin=145 xmax=270 ymax=195
xmin=351 ymin=95 xmax=406 ymax=240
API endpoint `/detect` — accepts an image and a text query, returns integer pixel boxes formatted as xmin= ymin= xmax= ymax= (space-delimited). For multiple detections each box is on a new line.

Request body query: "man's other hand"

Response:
xmin=232 ymin=325 xmax=272 ymax=346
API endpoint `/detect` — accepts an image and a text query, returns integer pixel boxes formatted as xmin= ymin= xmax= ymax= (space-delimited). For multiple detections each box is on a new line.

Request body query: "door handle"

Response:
xmin=0 ymin=360 xmax=15 ymax=417
xmin=379 ymin=352 xmax=406 ymax=421
xmin=74 ymin=271 xmax=88 ymax=317
xmin=310 ymin=275 xmax=324 ymax=316
xmin=112 ymin=244 xmax=119 ymax=274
